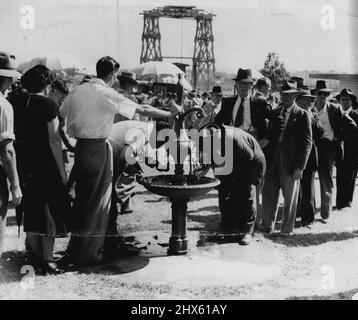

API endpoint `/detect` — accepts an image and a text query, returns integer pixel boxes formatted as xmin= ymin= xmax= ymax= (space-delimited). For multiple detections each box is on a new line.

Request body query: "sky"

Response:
xmin=0 ymin=0 xmax=357 ymax=73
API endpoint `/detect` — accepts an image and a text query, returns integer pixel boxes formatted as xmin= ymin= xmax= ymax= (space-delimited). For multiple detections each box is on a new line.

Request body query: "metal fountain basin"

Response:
xmin=139 ymin=175 xmax=220 ymax=199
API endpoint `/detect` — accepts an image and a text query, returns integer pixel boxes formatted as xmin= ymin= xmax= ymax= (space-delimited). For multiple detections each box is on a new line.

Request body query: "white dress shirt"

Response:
xmin=232 ymin=95 xmax=251 ymax=130
xmin=60 ymin=78 xmax=137 ymax=139
xmin=313 ymin=104 xmax=335 ymax=141
xmin=0 ymin=93 xmax=15 ymax=143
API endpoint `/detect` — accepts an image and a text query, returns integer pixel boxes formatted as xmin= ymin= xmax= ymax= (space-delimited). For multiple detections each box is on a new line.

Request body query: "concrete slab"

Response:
xmin=78 ymin=230 xmax=284 ymax=287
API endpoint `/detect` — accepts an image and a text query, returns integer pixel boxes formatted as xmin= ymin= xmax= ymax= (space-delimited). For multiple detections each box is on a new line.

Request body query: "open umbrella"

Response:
xmin=161 ymin=75 xmax=192 ymax=91
xmin=17 ymin=52 xmax=84 ymax=73
xmin=76 ymin=65 xmax=96 ymax=76
xmin=132 ymin=61 xmax=185 ymax=80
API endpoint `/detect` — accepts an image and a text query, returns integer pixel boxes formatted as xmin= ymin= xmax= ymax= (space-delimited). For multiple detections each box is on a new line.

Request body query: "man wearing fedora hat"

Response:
xmin=196 ymin=85 xmax=223 ymax=129
xmin=262 ymin=80 xmax=312 ymax=236
xmin=312 ymin=80 xmax=356 ymax=221
xmin=0 ymin=51 xmax=23 ymax=254
xmin=115 ymin=72 xmax=141 ymax=123
xmin=215 ymin=68 xmax=271 ymax=232
xmin=335 ymin=88 xmax=358 ymax=210
xmin=215 ymin=68 xmax=272 ymax=148
xmin=112 ymin=71 xmax=143 ymax=216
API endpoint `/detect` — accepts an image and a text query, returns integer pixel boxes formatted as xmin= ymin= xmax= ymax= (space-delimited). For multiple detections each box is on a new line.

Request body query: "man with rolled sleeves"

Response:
xmin=0 ymin=52 xmax=22 ymax=254
xmin=312 ymin=81 xmax=356 ymax=221
xmin=262 ymin=80 xmax=312 ymax=236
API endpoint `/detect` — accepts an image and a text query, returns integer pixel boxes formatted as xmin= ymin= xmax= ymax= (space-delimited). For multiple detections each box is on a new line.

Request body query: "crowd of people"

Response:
xmin=0 ymin=50 xmax=358 ymax=274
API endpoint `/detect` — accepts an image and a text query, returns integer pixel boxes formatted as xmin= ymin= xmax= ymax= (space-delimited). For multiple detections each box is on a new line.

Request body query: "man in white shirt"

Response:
xmin=311 ymin=81 xmax=356 ymax=221
xmin=0 ymin=52 xmax=22 ymax=254
xmin=60 ymin=56 xmax=181 ymax=266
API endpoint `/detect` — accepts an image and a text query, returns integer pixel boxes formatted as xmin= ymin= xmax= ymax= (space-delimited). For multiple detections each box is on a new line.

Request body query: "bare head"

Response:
xmin=96 ymin=56 xmax=120 ymax=87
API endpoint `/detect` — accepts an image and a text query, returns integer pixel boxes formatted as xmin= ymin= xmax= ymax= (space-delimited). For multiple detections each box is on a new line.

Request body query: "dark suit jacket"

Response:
xmin=325 ymin=102 xmax=357 ymax=142
xmin=224 ymin=126 xmax=266 ymax=186
xmin=269 ymin=104 xmax=312 ymax=174
xmin=305 ymin=111 xmax=321 ymax=171
xmin=343 ymin=109 xmax=358 ymax=161
xmin=215 ymin=95 xmax=271 ymax=140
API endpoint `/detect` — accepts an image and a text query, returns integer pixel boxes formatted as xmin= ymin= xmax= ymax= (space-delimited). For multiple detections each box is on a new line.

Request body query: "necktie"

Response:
xmin=278 ymin=107 xmax=287 ymax=142
xmin=234 ymin=97 xmax=244 ymax=127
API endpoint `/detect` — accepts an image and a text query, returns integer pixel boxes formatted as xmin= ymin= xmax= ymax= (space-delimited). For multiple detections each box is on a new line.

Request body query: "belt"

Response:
xmin=76 ymin=138 xmax=107 ymax=142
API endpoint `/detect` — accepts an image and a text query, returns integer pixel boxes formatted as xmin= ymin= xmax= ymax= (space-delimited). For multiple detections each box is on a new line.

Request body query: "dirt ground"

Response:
xmin=1 ymin=177 xmax=358 ymax=300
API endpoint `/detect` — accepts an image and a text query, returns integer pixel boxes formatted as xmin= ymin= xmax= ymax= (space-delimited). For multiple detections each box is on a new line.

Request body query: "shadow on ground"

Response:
xmin=77 ymin=255 xmax=150 ymax=275
xmin=269 ymin=229 xmax=358 ymax=247
xmin=287 ymin=288 xmax=358 ymax=300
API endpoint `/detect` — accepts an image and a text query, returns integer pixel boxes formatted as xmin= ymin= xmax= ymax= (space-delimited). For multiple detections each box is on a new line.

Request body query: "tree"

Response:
xmin=260 ymin=52 xmax=290 ymax=91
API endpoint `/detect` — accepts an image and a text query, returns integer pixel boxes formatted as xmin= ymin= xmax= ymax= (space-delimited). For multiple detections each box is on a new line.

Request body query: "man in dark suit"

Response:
xmin=262 ymin=80 xmax=312 ymax=236
xmin=215 ymin=69 xmax=272 ymax=230
xmin=198 ymin=124 xmax=266 ymax=245
xmin=312 ymin=81 xmax=357 ymax=221
xmin=295 ymin=89 xmax=319 ymax=227
xmin=215 ymin=68 xmax=272 ymax=150
xmin=335 ymin=88 xmax=358 ymax=210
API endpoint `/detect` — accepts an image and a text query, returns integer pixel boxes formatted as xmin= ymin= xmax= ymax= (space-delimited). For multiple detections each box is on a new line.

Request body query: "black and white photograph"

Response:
xmin=1 ymin=0 xmax=358 ymax=304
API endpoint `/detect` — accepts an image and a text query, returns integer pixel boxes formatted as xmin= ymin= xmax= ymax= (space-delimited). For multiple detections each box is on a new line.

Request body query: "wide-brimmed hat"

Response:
xmin=312 ymin=80 xmax=333 ymax=94
xmin=232 ymin=68 xmax=254 ymax=83
xmin=297 ymin=89 xmax=316 ymax=99
xmin=117 ymin=72 xmax=138 ymax=86
xmin=0 ymin=51 xmax=21 ymax=78
xmin=280 ymin=80 xmax=298 ymax=94
xmin=335 ymin=88 xmax=357 ymax=102
xmin=290 ymin=76 xmax=304 ymax=89
xmin=210 ymin=85 xmax=223 ymax=96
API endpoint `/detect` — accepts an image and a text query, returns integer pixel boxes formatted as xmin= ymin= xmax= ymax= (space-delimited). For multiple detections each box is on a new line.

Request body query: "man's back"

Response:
xmin=61 ymin=79 xmax=136 ymax=139
xmin=225 ymin=126 xmax=266 ymax=186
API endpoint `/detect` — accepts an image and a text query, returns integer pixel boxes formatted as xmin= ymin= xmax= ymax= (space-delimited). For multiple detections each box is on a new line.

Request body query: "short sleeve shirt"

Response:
xmin=0 ymin=93 xmax=15 ymax=143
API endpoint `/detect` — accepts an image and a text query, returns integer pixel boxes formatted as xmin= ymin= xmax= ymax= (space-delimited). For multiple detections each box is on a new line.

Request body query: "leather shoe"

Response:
xmin=239 ymin=233 xmax=252 ymax=246
xmin=42 ymin=262 xmax=65 ymax=275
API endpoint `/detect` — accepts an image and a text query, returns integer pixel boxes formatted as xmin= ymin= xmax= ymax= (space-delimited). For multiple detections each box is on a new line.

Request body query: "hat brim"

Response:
xmin=0 ymin=69 xmax=21 ymax=79
xmin=336 ymin=93 xmax=357 ymax=101
xmin=301 ymin=94 xmax=316 ymax=99
xmin=117 ymin=76 xmax=138 ymax=86
xmin=210 ymin=92 xmax=223 ymax=96
xmin=232 ymin=78 xmax=254 ymax=83
xmin=317 ymin=88 xmax=333 ymax=93
xmin=281 ymin=89 xmax=298 ymax=94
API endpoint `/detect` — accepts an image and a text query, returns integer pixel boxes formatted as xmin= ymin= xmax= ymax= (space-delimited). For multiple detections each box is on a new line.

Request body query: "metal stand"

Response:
xmin=139 ymin=5 xmax=216 ymax=91
xmin=168 ymin=198 xmax=189 ymax=255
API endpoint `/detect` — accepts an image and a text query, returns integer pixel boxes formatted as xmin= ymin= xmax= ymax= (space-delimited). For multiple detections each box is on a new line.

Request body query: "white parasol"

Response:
xmin=132 ymin=61 xmax=185 ymax=80
xmin=17 ymin=52 xmax=84 ymax=73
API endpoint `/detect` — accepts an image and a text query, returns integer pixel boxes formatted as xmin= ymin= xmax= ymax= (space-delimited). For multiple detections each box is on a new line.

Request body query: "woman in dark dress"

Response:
xmin=20 ymin=65 xmax=71 ymax=274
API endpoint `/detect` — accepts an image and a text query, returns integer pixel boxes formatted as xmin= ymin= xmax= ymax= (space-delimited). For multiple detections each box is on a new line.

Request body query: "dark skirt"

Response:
xmin=66 ymin=139 xmax=113 ymax=266
xmin=23 ymin=169 xmax=70 ymax=237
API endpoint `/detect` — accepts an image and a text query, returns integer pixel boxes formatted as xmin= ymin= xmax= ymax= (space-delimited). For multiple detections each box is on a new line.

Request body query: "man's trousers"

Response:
xmin=262 ymin=145 xmax=300 ymax=234
xmin=336 ymin=152 xmax=358 ymax=209
xmin=218 ymin=176 xmax=256 ymax=235
xmin=316 ymin=139 xmax=338 ymax=219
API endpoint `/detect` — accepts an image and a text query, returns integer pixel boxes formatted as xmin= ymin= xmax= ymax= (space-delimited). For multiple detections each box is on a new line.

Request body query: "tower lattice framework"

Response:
xmin=140 ymin=6 xmax=216 ymax=91
xmin=140 ymin=13 xmax=162 ymax=63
